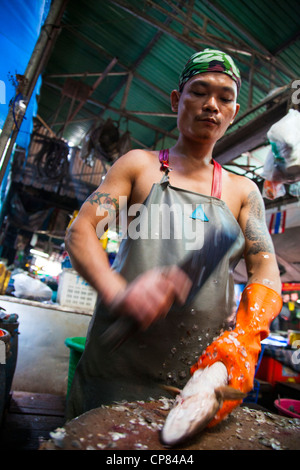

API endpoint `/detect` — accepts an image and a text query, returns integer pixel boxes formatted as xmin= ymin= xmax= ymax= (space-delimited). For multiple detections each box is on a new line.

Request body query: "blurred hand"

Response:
xmin=110 ymin=266 xmax=192 ymax=330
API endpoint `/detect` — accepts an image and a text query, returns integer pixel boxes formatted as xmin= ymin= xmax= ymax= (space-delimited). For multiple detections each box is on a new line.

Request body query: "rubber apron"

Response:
xmin=66 ymin=150 xmax=245 ymax=420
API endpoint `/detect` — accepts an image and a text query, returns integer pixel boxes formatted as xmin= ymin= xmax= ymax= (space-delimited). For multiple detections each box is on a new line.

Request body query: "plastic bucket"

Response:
xmin=65 ymin=337 xmax=86 ymax=396
xmin=274 ymin=399 xmax=300 ymax=418
xmin=0 ymin=328 xmax=11 ymax=425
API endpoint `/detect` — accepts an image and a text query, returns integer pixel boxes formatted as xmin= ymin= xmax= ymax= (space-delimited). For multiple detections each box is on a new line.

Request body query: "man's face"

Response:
xmin=171 ymin=72 xmax=240 ymax=144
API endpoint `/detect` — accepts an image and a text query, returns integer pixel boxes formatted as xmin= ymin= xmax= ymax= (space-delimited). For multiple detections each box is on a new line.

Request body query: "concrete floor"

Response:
xmin=0 ymin=296 xmax=92 ymax=396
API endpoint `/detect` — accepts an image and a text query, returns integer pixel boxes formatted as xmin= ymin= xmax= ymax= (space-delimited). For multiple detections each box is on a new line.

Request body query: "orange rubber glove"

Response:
xmin=190 ymin=283 xmax=282 ymax=426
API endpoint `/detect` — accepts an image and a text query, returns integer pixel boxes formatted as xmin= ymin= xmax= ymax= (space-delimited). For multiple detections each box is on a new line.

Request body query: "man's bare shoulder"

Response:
xmin=95 ymin=149 xmax=160 ymax=204
xmin=113 ymin=149 xmax=158 ymax=174
xmin=224 ymin=168 xmax=260 ymax=199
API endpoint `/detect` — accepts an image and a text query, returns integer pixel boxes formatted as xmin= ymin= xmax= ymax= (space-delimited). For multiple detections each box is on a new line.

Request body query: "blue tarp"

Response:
xmin=0 ymin=0 xmax=50 ymax=150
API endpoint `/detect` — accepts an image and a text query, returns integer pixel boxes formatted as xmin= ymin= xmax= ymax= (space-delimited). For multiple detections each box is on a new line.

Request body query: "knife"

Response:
xmin=100 ymin=225 xmax=239 ymax=351
xmin=179 ymin=224 xmax=239 ymax=305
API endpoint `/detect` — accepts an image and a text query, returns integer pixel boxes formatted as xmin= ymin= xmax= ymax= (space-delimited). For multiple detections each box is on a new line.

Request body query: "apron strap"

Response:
xmin=211 ymin=159 xmax=222 ymax=199
xmin=159 ymin=149 xmax=171 ymax=172
xmin=158 ymin=150 xmax=222 ymax=198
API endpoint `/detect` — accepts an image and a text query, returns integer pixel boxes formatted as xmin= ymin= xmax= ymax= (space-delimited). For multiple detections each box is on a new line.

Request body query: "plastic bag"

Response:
xmin=263 ymin=180 xmax=286 ymax=200
xmin=289 ymin=181 xmax=300 ymax=198
xmin=262 ymin=109 xmax=300 ymax=183
xmin=12 ymin=273 xmax=53 ymax=301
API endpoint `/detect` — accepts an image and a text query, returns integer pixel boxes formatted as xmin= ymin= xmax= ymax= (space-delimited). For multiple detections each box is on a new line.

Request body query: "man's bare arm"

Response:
xmin=65 ymin=191 xmax=127 ymax=305
xmin=65 ymin=153 xmax=135 ymax=304
xmin=238 ymin=185 xmax=281 ymax=294
xmin=244 ymin=190 xmax=274 ymax=255
xmin=65 ymin=150 xmax=191 ymax=327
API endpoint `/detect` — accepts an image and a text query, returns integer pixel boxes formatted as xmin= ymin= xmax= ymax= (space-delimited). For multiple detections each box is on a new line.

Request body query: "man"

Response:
xmin=65 ymin=49 xmax=282 ymax=423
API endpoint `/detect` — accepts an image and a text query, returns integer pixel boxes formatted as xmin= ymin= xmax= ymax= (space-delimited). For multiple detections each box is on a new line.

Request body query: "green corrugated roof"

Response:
xmin=36 ymin=0 xmax=300 ymax=176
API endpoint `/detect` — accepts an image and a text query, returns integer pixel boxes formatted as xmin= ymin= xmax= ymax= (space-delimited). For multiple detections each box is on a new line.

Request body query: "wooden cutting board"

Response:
xmin=40 ymin=398 xmax=300 ymax=451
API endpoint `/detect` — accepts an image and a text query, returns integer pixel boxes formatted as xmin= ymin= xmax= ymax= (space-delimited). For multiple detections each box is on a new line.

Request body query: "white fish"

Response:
xmin=160 ymin=362 xmax=246 ymax=447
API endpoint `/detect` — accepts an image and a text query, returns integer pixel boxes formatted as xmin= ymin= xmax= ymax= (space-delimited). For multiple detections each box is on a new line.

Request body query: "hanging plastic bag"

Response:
xmin=263 ymin=180 xmax=286 ymax=200
xmin=289 ymin=181 xmax=300 ymax=198
xmin=262 ymin=109 xmax=300 ymax=183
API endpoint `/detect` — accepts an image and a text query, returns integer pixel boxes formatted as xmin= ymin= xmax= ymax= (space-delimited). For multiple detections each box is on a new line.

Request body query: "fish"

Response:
xmin=160 ymin=361 xmax=246 ymax=447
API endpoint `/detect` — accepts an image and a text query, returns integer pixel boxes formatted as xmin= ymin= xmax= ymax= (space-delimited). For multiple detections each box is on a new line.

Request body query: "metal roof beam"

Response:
xmin=86 ymin=97 xmax=178 ymax=141
xmin=272 ymin=30 xmax=300 ymax=55
xmin=161 ymin=0 xmax=250 ymax=54
xmin=230 ymin=85 xmax=290 ymax=128
xmin=56 ymin=57 xmax=118 ymax=135
xmin=201 ymin=0 xmax=294 ymax=79
xmin=44 ymin=80 xmax=178 ymax=141
xmin=213 ymin=98 xmax=288 ymax=164
xmin=45 ymin=72 xmax=128 ymax=79
xmin=182 ymin=0 xmax=195 ymax=36
xmin=201 ymin=0 xmax=272 ymax=56
xmin=110 ymin=0 xmax=241 ymax=52
xmin=64 ymin=26 xmax=170 ymax=101
xmin=96 ymin=2 xmax=182 ymax=120
xmin=114 ymin=0 xmax=294 ymax=83
xmin=109 ymin=0 xmax=289 ymax=94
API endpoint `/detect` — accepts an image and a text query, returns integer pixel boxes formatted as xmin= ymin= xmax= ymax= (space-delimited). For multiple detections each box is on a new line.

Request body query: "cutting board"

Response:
xmin=40 ymin=398 xmax=300 ymax=451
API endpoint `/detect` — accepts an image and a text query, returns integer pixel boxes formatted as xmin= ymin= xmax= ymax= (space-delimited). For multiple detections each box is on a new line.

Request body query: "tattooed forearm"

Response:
xmin=244 ymin=191 xmax=274 ymax=255
xmin=87 ymin=191 xmax=119 ymax=214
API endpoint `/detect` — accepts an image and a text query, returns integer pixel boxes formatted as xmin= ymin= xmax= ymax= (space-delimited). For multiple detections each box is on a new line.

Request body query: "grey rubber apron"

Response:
xmin=66 ymin=150 xmax=245 ymax=420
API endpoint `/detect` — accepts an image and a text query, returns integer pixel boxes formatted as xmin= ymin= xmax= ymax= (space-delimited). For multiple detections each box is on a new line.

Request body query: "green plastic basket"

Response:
xmin=65 ymin=337 xmax=86 ymax=396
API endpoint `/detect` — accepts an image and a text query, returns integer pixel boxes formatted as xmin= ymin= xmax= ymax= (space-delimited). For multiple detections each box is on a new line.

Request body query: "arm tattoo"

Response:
xmin=87 ymin=191 xmax=119 ymax=215
xmin=244 ymin=190 xmax=274 ymax=255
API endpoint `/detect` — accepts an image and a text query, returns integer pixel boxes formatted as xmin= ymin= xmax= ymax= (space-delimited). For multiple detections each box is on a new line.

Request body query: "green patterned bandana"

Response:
xmin=179 ymin=49 xmax=241 ymax=94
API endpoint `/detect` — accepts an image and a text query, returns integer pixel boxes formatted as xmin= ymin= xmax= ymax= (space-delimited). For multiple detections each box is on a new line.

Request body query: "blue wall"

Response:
xmin=0 ymin=0 xmax=50 ymax=150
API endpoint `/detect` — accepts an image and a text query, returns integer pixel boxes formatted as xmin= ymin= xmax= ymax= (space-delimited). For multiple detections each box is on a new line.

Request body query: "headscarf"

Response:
xmin=178 ymin=49 xmax=241 ymax=94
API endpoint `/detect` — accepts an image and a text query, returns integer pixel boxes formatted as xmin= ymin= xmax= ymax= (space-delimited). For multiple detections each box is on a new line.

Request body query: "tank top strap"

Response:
xmin=211 ymin=159 xmax=222 ymax=199
xmin=158 ymin=150 xmax=222 ymax=198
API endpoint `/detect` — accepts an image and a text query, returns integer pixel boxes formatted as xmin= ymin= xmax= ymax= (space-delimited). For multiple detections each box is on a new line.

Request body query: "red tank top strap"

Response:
xmin=211 ymin=159 xmax=222 ymax=199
